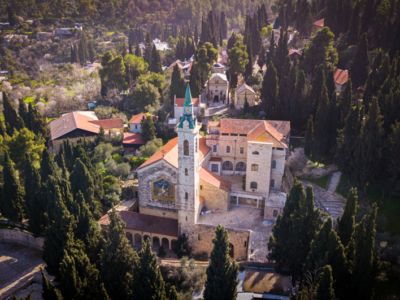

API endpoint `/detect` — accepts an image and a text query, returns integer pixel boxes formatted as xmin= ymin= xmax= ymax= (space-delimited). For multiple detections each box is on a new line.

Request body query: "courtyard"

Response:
xmin=197 ymin=205 xmax=274 ymax=262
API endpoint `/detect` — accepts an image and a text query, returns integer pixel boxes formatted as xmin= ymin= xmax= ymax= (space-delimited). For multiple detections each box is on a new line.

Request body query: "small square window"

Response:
xmin=200 ymin=185 xmax=203 ymax=190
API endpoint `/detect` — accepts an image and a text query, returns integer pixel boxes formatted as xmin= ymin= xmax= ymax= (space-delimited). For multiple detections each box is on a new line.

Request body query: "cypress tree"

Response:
xmin=389 ymin=22 xmax=400 ymax=61
xmin=129 ymin=43 xmax=133 ymax=55
xmin=194 ymin=23 xmax=198 ymax=44
xmin=140 ymin=116 xmax=156 ymax=142
xmin=243 ymin=93 xmax=250 ymax=114
xmin=340 ymin=79 xmax=353 ymax=127
xmin=0 ymin=121 xmax=6 ymax=136
xmin=354 ymin=98 xmax=384 ymax=194
xmin=169 ymin=286 xmax=180 ymax=300
xmin=258 ymin=45 xmax=267 ymax=69
xmin=70 ymin=158 xmax=95 ymax=205
xmin=203 ymin=225 xmax=239 ymax=300
xmin=24 ymin=155 xmax=44 ymax=235
xmin=170 ymin=64 xmax=186 ymax=104
xmin=18 ymin=99 xmax=29 ymax=125
xmin=349 ymin=33 xmax=370 ymax=89
xmin=100 ymin=209 xmax=136 ymax=299
xmin=95 ymin=126 xmax=107 ymax=144
xmin=41 ymin=148 xmax=57 ymax=184
xmin=337 ymin=188 xmax=358 ymax=247
xmin=150 ymin=44 xmax=163 ymax=73
xmin=313 ymin=86 xmax=331 ymax=162
xmin=291 ymin=70 xmax=306 ymax=128
xmin=244 ymin=42 xmax=254 ymax=80
xmin=144 ymin=31 xmax=153 ymax=66
xmin=0 ymin=152 xmax=25 ymax=222
xmin=304 ymin=116 xmax=314 ymax=156
xmin=315 ymin=265 xmax=335 ymax=300
xmin=3 ymin=92 xmax=24 ymax=135
xmin=135 ymin=42 xmax=142 ymax=57
xmin=41 ymin=268 xmax=63 ymax=300
xmin=268 ymin=180 xmax=323 ymax=285
xmin=326 ymin=70 xmax=336 ymax=101
xmin=28 ymin=103 xmax=48 ymax=137
xmin=132 ymin=238 xmax=167 ymax=299
xmin=328 ymin=91 xmax=340 ymax=154
xmin=261 ymin=61 xmax=279 ymax=117
xmin=309 ymin=65 xmax=325 ymax=116
xmin=266 ymin=31 xmax=275 ymax=65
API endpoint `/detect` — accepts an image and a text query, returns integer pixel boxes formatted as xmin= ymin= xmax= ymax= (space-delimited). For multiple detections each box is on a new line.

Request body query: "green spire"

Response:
xmin=183 ymin=84 xmax=193 ymax=108
xmin=273 ymin=17 xmax=280 ymax=30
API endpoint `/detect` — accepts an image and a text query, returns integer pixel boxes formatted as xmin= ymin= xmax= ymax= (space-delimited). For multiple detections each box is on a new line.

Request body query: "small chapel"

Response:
xmin=100 ymin=85 xmax=290 ymax=260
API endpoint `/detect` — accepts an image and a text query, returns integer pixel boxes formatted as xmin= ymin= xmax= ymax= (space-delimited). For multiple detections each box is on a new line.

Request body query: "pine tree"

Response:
xmin=337 ymin=188 xmax=358 ymax=247
xmin=100 ymin=209 xmax=136 ymax=299
xmin=3 ymin=92 xmax=24 ymax=135
xmin=41 ymin=268 xmax=63 ymax=300
xmin=150 ymin=44 xmax=163 ymax=73
xmin=354 ymin=98 xmax=384 ymax=194
xmin=313 ymin=86 xmax=331 ymax=162
xmin=132 ymin=238 xmax=166 ymax=299
xmin=315 ymin=265 xmax=335 ymax=300
xmin=41 ymin=148 xmax=57 ymax=184
xmin=140 ymin=116 xmax=156 ymax=142
xmin=24 ymin=155 xmax=44 ymax=235
xmin=349 ymin=33 xmax=370 ymax=89
xmin=261 ymin=61 xmax=279 ymax=117
xmin=268 ymin=180 xmax=322 ymax=285
xmin=0 ymin=152 xmax=25 ymax=222
xmin=304 ymin=116 xmax=314 ymax=156
xmin=203 ymin=225 xmax=239 ymax=300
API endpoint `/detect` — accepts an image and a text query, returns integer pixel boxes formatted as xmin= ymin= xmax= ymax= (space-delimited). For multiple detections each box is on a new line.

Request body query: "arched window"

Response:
xmin=270 ymin=179 xmax=275 ymax=188
xmin=272 ymin=160 xmax=277 ymax=169
xmin=222 ymin=161 xmax=233 ymax=171
xmin=250 ymin=182 xmax=258 ymax=189
xmin=184 ymin=140 xmax=189 ymax=156
xmin=252 ymin=151 xmax=259 ymax=155
xmin=251 ymin=164 xmax=259 ymax=171
xmin=185 ymin=168 xmax=188 ymax=176
xmin=185 ymin=192 xmax=188 ymax=200
xmin=236 ymin=162 xmax=246 ymax=171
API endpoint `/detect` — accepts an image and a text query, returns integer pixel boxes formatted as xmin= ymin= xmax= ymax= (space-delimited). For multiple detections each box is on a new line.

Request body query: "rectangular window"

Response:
xmin=240 ymin=147 xmax=244 ymax=154
xmin=273 ymin=210 xmax=278 ymax=217
xmin=226 ymin=146 xmax=231 ymax=153
xmin=221 ymin=133 xmax=229 ymax=136
xmin=213 ymin=145 xmax=218 ymax=153
xmin=135 ymin=125 xmax=138 ymax=129
xmin=211 ymin=164 xmax=219 ymax=173
xmin=200 ymin=185 xmax=203 ymax=190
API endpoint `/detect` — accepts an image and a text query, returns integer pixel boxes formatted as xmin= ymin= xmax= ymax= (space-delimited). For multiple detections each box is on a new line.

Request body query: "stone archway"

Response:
xmin=134 ymin=233 xmax=142 ymax=246
xmin=162 ymin=238 xmax=170 ymax=250
xmin=229 ymin=243 xmax=234 ymax=258
xmin=126 ymin=232 xmax=133 ymax=245
xmin=171 ymin=239 xmax=178 ymax=251
xmin=153 ymin=236 xmax=160 ymax=248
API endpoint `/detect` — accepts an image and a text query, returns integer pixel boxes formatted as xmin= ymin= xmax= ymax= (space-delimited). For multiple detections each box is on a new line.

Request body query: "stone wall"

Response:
xmin=235 ymin=90 xmax=256 ymax=109
xmin=270 ymin=148 xmax=286 ymax=192
xmin=140 ymin=206 xmax=178 ymax=219
xmin=185 ymin=224 xmax=250 ymax=261
xmin=0 ymin=229 xmax=44 ymax=250
xmin=246 ymin=142 xmax=272 ymax=195
xmin=199 ymin=178 xmax=229 ymax=212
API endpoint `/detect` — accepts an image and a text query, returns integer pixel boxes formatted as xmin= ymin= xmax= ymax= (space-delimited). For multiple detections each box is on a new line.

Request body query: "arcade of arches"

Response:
xmin=124 ymin=230 xmax=178 ymax=250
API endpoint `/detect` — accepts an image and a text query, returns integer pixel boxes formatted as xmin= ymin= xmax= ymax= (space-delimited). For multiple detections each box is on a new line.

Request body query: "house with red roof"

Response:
xmin=122 ymin=133 xmax=146 ymax=155
xmin=313 ymin=18 xmax=324 ymax=33
xmin=129 ymin=113 xmax=157 ymax=133
xmin=334 ymin=68 xmax=349 ymax=92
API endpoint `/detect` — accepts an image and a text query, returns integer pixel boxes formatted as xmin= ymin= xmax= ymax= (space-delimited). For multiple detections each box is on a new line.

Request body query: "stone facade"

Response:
xmin=234 ymin=87 xmax=256 ymax=110
xmin=130 ymin=122 xmax=142 ymax=133
xmin=206 ymin=74 xmax=228 ymax=104
xmin=184 ymin=224 xmax=250 ymax=261
xmin=200 ymin=178 xmax=229 ymax=212
xmin=246 ymin=142 xmax=273 ymax=195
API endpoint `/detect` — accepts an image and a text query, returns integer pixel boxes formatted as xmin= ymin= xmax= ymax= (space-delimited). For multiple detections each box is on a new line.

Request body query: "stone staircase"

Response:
xmin=327 ymin=171 xmax=342 ymax=193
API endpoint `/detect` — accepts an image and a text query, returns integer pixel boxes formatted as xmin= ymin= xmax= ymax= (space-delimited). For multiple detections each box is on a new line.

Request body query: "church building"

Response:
xmin=101 ymin=85 xmax=290 ymax=261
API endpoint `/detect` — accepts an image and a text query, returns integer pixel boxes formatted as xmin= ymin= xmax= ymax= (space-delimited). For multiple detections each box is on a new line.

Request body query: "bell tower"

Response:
xmin=177 ymin=84 xmax=201 ymax=231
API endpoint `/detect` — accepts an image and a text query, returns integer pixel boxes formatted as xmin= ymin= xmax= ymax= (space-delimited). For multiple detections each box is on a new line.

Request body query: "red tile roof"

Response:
xmin=100 ymin=211 xmax=178 ymax=237
xmin=199 ymin=167 xmax=231 ymax=192
xmin=313 ymin=18 xmax=324 ymax=27
xmin=89 ymin=118 xmax=124 ymax=129
xmin=334 ymin=68 xmax=349 ymax=86
xmin=49 ymin=112 xmax=100 ymax=140
xmin=266 ymin=120 xmax=291 ymax=138
xmin=208 ymin=121 xmax=220 ymax=127
xmin=129 ymin=113 xmax=156 ymax=124
xmin=137 ymin=137 xmax=211 ymax=170
xmin=175 ymin=97 xmax=199 ymax=107
xmin=123 ymin=133 xmax=146 ymax=145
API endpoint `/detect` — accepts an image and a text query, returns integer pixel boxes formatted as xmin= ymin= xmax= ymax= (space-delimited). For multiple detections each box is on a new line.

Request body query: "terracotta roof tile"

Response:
xmin=199 ymin=167 xmax=231 ymax=192
xmin=89 ymin=118 xmax=124 ymax=129
xmin=137 ymin=137 xmax=211 ymax=170
xmin=123 ymin=133 xmax=146 ymax=145
xmin=334 ymin=68 xmax=349 ymax=86
xmin=129 ymin=113 xmax=156 ymax=124
xmin=175 ymin=97 xmax=199 ymax=107
xmin=50 ymin=112 xmax=100 ymax=140
xmin=208 ymin=121 xmax=220 ymax=127
xmin=266 ymin=120 xmax=291 ymax=138
xmin=100 ymin=211 xmax=178 ymax=237
xmin=313 ymin=18 xmax=324 ymax=27
xmin=235 ymin=83 xmax=255 ymax=95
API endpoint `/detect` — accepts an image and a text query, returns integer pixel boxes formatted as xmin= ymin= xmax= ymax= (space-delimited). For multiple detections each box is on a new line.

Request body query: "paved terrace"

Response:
xmin=197 ymin=206 xmax=274 ymax=262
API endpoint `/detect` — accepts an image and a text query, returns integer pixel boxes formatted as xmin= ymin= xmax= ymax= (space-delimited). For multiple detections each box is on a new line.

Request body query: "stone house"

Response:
xmin=334 ymin=68 xmax=349 ymax=93
xmin=129 ymin=113 xmax=156 ymax=133
xmin=212 ymin=63 xmax=225 ymax=74
xmin=122 ymin=133 xmax=146 ymax=155
xmin=234 ymin=83 xmax=257 ymax=109
xmin=206 ymin=73 xmax=228 ymax=106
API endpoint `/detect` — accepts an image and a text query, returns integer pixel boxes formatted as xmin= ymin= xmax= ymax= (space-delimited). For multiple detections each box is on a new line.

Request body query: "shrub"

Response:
xmin=193 ymin=252 xmax=208 ymax=261
xmin=158 ymin=246 xmax=167 ymax=258
xmin=173 ymin=233 xmax=192 ymax=259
